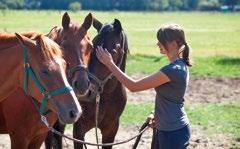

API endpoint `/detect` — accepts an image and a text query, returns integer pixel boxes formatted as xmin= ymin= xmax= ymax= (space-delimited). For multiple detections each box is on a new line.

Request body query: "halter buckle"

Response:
xmin=42 ymin=91 xmax=50 ymax=98
xmin=96 ymin=94 xmax=100 ymax=103
xmin=24 ymin=63 xmax=30 ymax=68
xmin=47 ymin=95 xmax=52 ymax=99
xmin=41 ymin=115 xmax=49 ymax=127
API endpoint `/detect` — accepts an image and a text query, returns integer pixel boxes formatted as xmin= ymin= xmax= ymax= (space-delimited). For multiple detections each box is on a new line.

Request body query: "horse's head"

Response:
xmin=15 ymin=33 xmax=81 ymax=124
xmin=85 ymin=18 xmax=128 ymax=101
xmin=47 ymin=12 xmax=92 ymax=98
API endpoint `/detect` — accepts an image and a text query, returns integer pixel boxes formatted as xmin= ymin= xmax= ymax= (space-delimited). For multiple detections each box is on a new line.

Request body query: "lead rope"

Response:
xmin=95 ymin=94 xmax=101 ymax=149
xmin=92 ymin=31 xmax=126 ymax=148
xmin=93 ymin=31 xmax=126 ymax=148
xmin=40 ymin=116 xmax=149 ymax=147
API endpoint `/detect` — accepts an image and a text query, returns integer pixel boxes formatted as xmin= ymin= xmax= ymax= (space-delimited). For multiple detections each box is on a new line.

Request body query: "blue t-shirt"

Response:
xmin=154 ymin=59 xmax=189 ymax=131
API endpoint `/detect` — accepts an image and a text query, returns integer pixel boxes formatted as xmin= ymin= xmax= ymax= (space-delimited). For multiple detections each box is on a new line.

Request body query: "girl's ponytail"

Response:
xmin=182 ymin=42 xmax=192 ymax=67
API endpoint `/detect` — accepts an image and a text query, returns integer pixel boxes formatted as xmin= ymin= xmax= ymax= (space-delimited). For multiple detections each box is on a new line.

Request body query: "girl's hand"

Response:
xmin=96 ymin=46 xmax=114 ymax=67
xmin=146 ymin=113 xmax=156 ymax=128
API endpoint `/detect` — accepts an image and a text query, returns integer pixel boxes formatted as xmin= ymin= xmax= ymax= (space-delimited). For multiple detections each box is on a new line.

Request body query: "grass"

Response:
xmin=126 ymin=54 xmax=240 ymax=77
xmin=121 ymin=103 xmax=240 ymax=139
xmin=187 ymin=103 xmax=240 ymax=139
xmin=0 ymin=10 xmax=240 ymax=77
xmin=121 ymin=103 xmax=154 ymax=125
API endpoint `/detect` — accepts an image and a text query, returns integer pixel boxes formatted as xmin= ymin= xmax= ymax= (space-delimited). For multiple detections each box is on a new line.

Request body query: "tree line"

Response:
xmin=0 ymin=0 xmax=239 ymax=11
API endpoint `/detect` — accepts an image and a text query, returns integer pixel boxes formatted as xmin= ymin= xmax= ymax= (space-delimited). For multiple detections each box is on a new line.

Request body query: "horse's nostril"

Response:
xmin=73 ymin=81 xmax=78 ymax=89
xmin=69 ymin=110 xmax=76 ymax=119
xmin=87 ymin=90 xmax=91 ymax=97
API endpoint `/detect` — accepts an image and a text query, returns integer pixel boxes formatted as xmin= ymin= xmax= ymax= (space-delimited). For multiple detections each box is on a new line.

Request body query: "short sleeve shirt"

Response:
xmin=154 ymin=59 xmax=189 ymax=131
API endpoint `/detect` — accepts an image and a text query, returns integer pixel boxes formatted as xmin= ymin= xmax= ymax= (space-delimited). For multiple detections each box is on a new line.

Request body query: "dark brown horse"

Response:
xmin=0 ymin=12 xmax=93 ymax=149
xmin=45 ymin=18 xmax=129 ymax=149
xmin=77 ymin=18 xmax=128 ymax=149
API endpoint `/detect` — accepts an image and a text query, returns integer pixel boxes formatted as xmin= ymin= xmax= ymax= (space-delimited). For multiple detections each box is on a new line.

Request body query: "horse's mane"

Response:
xmin=0 ymin=32 xmax=39 ymax=43
xmin=38 ymin=35 xmax=63 ymax=60
xmin=0 ymin=32 xmax=62 ymax=60
xmin=0 ymin=32 xmax=39 ymax=50
xmin=120 ymin=31 xmax=129 ymax=72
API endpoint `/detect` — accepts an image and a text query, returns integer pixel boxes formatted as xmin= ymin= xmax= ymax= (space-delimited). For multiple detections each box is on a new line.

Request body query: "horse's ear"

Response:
xmin=45 ymin=26 xmax=57 ymax=38
xmin=62 ymin=12 xmax=70 ymax=29
xmin=82 ymin=13 xmax=93 ymax=30
xmin=93 ymin=17 xmax=102 ymax=32
xmin=113 ymin=19 xmax=122 ymax=35
xmin=15 ymin=33 xmax=37 ymax=48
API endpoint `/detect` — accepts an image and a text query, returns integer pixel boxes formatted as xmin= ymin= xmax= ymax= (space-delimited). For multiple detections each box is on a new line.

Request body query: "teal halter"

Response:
xmin=23 ymin=47 xmax=73 ymax=115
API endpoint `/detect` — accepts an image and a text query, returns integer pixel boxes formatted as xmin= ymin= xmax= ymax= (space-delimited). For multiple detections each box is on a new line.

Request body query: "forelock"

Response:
xmin=99 ymin=24 xmax=114 ymax=35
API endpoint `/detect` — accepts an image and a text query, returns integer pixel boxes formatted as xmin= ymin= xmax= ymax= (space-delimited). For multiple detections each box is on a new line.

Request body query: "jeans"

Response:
xmin=153 ymin=125 xmax=190 ymax=149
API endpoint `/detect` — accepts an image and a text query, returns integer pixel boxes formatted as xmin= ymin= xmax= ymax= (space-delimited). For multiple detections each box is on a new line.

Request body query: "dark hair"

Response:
xmin=157 ymin=24 xmax=192 ymax=67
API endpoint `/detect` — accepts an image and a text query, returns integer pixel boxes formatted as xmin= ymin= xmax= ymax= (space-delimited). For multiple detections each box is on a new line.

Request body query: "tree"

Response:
xmin=198 ymin=0 xmax=220 ymax=10
xmin=0 ymin=0 xmax=24 ymax=9
xmin=169 ymin=0 xmax=185 ymax=10
xmin=24 ymin=0 xmax=41 ymax=9
xmin=69 ymin=1 xmax=81 ymax=12
xmin=145 ymin=0 xmax=169 ymax=10
xmin=188 ymin=0 xmax=199 ymax=10
xmin=40 ymin=0 xmax=72 ymax=9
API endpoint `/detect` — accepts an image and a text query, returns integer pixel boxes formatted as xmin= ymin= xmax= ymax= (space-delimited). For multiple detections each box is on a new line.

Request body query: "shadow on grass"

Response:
xmin=216 ymin=57 xmax=240 ymax=66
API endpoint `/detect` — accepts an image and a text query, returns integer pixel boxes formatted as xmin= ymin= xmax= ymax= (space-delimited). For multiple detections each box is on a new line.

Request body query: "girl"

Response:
xmin=96 ymin=23 xmax=191 ymax=149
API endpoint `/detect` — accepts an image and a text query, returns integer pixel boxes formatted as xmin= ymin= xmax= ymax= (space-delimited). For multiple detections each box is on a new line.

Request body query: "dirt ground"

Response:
xmin=0 ymin=77 xmax=240 ymax=149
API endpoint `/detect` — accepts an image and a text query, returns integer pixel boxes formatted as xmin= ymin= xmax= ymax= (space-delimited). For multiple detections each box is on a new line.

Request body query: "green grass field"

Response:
xmin=1 ymin=10 xmax=240 ymax=77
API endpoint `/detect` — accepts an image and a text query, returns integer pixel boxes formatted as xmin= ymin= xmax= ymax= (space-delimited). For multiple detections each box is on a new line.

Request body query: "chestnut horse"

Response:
xmin=0 ymin=33 xmax=81 ymax=122
xmin=45 ymin=18 xmax=129 ymax=149
xmin=0 ymin=12 xmax=92 ymax=149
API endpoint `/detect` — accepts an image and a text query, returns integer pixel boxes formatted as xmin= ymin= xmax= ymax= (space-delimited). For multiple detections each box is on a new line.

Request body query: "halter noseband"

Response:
xmin=68 ymin=64 xmax=88 ymax=80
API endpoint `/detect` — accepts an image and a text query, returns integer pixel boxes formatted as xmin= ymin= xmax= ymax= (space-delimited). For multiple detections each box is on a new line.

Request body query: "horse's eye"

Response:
xmin=41 ymin=70 xmax=50 ymax=76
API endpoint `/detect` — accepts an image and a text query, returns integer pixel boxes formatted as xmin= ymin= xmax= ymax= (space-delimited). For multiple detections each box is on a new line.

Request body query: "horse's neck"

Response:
xmin=0 ymin=39 xmax=19 ymax=50
xmin=0 ymin=32 xmax=37 ymax=50
xmin=0 ymin=44 xmax=23 ymax=101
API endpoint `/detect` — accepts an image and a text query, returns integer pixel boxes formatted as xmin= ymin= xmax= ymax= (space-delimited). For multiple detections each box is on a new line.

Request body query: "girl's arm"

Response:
xmin=96 ymin=46 xmax=170 ymax=92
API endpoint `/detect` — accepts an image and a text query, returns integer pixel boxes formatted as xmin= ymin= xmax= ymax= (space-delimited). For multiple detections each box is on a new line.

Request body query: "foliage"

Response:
xmin=187 ymin=0 xmax=199 ymax=10
xmin=69 ymin=1 xmax=81 ymax=12
xmin=40 ymin=0 xmax=71 ymax=9
xmin=24 ymin=0 xmax=41 ymax=9
xmin=142 ymin=0 xmax=170 ymax=11
xmin=0 ymin=0 xmax=24 ymax=9
xmin=198 ymin=0 xmax=221 ymax=10
xmin=1 ymin=0 xmax=240 ymax=11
